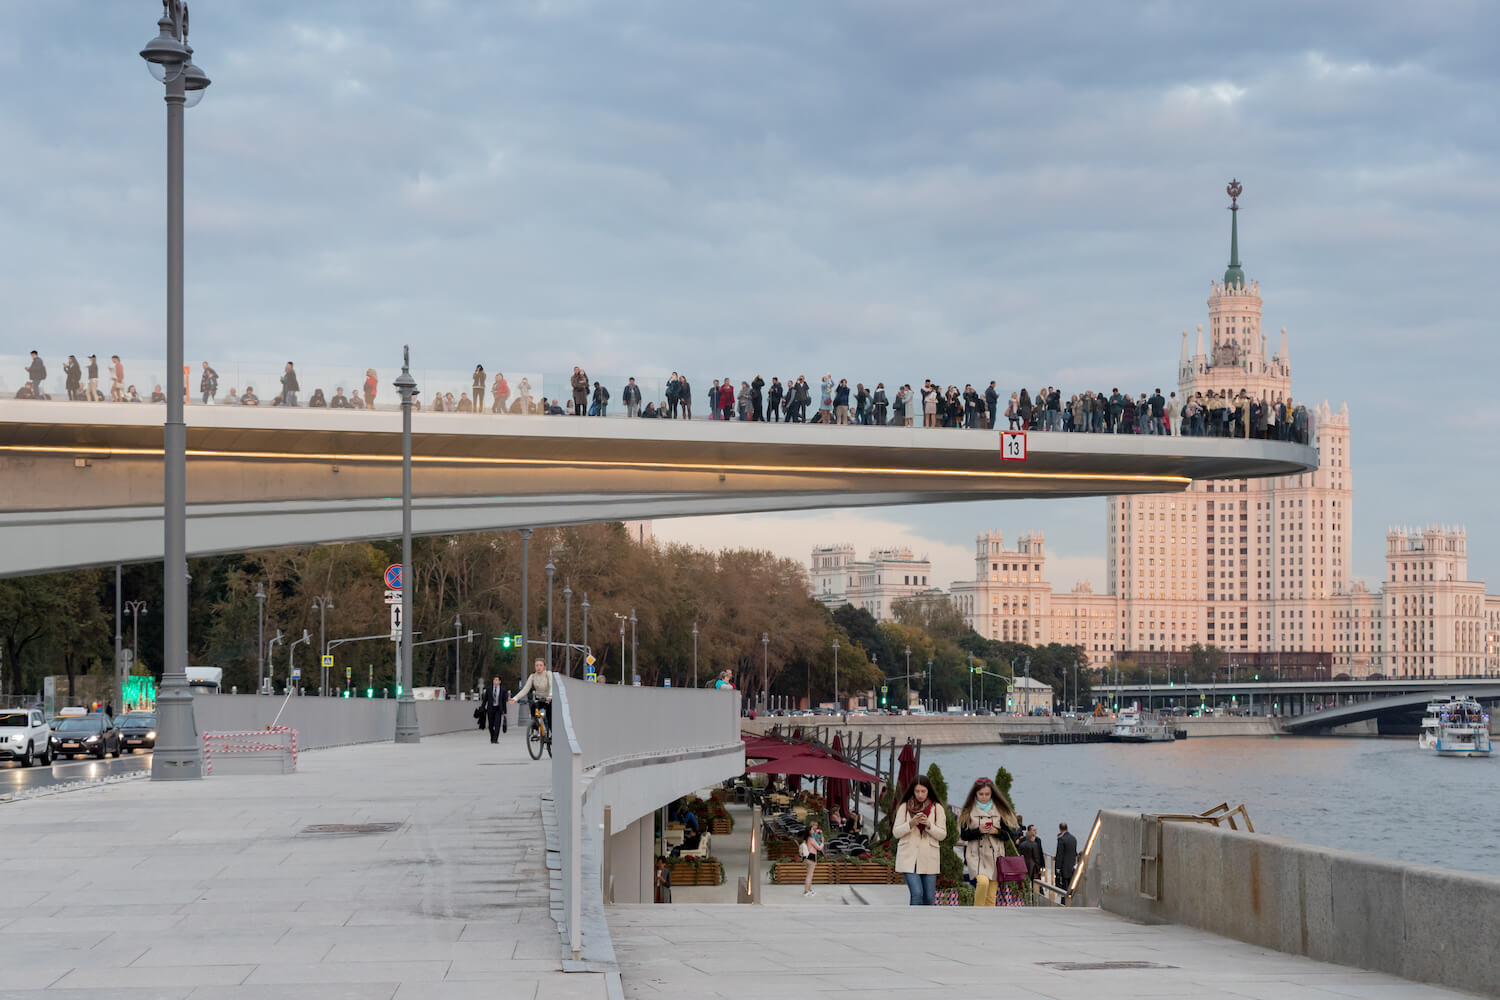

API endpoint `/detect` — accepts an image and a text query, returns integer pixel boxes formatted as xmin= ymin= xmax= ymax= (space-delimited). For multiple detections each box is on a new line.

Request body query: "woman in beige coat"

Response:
xmin=892 ymin=775 xmax=947 ymax=905
xmin=956 ymin=778 xmax=1019 ymax=905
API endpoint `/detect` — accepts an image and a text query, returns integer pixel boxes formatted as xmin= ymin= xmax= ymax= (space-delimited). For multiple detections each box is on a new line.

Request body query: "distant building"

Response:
xmin=808 ymin=544 xmax=933 ymax=620
xmin=1012 ymin=676 xmax=1055 ymax=715
xmin=621 ymin=520 xmax=655 ymax=546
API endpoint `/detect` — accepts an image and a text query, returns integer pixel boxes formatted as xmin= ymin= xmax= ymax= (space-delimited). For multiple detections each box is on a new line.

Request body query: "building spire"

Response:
xmin=1224 ymin=178 xmax=1245 ymax=289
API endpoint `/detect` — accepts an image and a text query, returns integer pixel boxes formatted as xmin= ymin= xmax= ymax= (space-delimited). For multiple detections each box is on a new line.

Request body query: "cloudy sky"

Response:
xmin=3 ymin=1 xmax=1496 ymax=591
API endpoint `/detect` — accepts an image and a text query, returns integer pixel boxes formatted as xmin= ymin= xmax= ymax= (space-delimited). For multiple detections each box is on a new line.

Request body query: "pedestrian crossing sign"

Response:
xmin=321 ymin=654 xmax=333 ymax=668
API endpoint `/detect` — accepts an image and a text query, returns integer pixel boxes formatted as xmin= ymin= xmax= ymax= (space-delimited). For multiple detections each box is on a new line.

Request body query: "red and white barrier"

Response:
xmin=203 ymin=726 xmax=297 ymax=775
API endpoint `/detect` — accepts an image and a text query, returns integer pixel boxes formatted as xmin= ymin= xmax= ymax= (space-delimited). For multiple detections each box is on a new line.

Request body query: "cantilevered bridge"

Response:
xmin=0 ymin=399 xmax=1317 ymax=577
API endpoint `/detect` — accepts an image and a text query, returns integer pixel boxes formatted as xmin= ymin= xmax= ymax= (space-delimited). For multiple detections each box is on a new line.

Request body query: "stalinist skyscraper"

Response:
xmin=1107 ymin=180 xmax=1353 ymax=661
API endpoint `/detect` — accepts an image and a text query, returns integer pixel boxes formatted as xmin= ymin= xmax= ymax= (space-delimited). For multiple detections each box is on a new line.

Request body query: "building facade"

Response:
xmin=809 ymin=544 xmax=933 ymax=620
xmin=950 ymin=187 xmax=1497 ymax=680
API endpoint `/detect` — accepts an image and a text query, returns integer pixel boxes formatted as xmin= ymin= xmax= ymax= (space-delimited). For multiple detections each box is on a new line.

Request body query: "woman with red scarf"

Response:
xmin=892 ymin=775 xmax=946 ymax=905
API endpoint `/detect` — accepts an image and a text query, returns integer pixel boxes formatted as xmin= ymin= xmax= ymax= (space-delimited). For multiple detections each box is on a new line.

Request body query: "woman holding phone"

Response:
xmin=800 ymin=822 xmax=824 ymax=897
xmin=956 ymin=777 xmax=1018 ymax=905
xmin=892 ymin=775 xmax=947 ymax=905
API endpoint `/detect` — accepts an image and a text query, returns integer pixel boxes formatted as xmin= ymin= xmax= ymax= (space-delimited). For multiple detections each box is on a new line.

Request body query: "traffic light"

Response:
xmin=1254 ymin=673 xmax=1260 ymax=681
xmin=396 ymin=684 xmax=403 ymax=696
xmin=342 ymin=690 xmax=350 ymax=699
xmin=366 ymin=687 xmax=374 ymax=698
xmin=498 ymin=635 xmax=511 ymax=649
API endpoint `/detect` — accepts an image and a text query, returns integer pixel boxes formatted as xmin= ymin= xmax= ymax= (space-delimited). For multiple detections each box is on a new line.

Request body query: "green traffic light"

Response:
xmin=396 ymin=685 xmax=403 ymax=696
xmin=366 ymin=687 xmax=374 ymax=698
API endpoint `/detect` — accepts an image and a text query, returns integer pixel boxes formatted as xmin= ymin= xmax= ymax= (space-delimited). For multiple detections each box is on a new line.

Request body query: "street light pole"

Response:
xmin=125 ymin=601 xmax=148 ymax=683
xmin=311 ymin=595 xmax=333 ymax=695
xmin=453 ymin=616 xmax=463 ymax=694
xmin=115 ymin=566 xmax=123 ymax=712
xmin=519 ymin=528 xmax=531 ymax=680
xmin=761 ymin=632 xmax=769 ymax=714
xmin=288 ymin=630 xmax=310 ymax=694
xmin=393 ymin=347 xmax=420 ymax=743
xmin=581 ymin=594 xmax=589 ymax=670
xmin=692 ymin=622 xmax=699 ymax=687
xmin=926 ymin=657 xmax=933 ymax=711
xmin=267 ymin=630 xmax=283 ymax=692
xmin=255 ymin=584 xmax=266 ymax=697
xmin=904 ymin=644 xmax=911 ymax=708
xmin=968 ymin=651 xmax=974 ymax=711
xmin=563 ymin=583 xmax=573 ymax=677
xmin=545 ymin=558 xmax=555 ymax=672
xmin=141 ymin=0 xmax=210 ymax=780
xmin=832 ymin=638 xmax=840 ymax=712
xmin=616 ymin=614 xmax=626 ymax=684
xmin=630 ymin=609 xmax=637 ymax=684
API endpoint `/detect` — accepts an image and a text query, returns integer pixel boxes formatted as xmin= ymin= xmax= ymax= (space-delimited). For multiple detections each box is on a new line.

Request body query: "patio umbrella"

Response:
xmin=896 ymin=740 xmax=917 ymax=794
xmin=825 ymin=733 xmax=849 ymax=816
xmin=744 ymin=751 xmax=879 ymax=783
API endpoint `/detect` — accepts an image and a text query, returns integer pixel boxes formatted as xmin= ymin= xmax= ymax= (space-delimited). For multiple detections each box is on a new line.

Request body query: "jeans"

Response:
xmin=283 ymin=390 xmax=298 ymax=407
xmin=903 ymin=872 xmax=937 ymax=906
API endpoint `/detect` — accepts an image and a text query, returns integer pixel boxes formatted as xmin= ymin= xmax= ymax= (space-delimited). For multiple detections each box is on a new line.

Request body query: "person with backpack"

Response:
xmin=800 ymin=821 xmax=825 ymax=897
xmin=591 ymin=380 xmax=609 ymax=416
xmin=25 ymin=352 xmax=46 ymax=399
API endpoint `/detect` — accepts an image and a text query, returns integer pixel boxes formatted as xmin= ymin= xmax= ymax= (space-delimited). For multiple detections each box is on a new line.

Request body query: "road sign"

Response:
xmin=585 ymin=664 xmax=597 ymax=682
xmin=633 ymin=675 xmax=641 ymax=687
xmin=292 ymin=667 xmax=302 ymax=680
xmin=663 ymin=678 xmax=671 ymax=688
xmin=384 ymin=564 xmax=403 ymax=590
xmin=389 ymin=603 xmax=404 ymax=641
xmin=1000 ymin=430 xmax=1027 ymax=461
xmin=383 ymin=589 xmax=400 ymax=605
xmin=321 ymin=654 xmax=333 ymax=668
xmin=119 ymin=648 xmax=133 ymax=666
xmin=345 ymin=666 xmax=352 ymax=681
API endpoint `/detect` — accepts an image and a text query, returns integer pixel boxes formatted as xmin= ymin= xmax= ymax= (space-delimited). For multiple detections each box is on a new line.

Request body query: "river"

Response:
xmin=925 ymin=735 xmax=1500 ymax=878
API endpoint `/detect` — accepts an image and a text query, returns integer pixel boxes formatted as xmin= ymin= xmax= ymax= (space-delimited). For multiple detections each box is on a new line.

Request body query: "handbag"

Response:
xmin=996 ymin=853 xmax=1029 ymax=884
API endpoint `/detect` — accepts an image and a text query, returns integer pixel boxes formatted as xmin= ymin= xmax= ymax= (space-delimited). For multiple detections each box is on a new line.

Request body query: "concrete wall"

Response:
xmin=1085 ymin=808 xmax=1500 ymax=997
xmin=191 ymin=694 xmax=485 ymax=750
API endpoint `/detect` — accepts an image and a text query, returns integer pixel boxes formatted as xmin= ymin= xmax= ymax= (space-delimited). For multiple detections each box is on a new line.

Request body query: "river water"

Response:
xmin=925 ymin=736 xmax=1500 ymax=878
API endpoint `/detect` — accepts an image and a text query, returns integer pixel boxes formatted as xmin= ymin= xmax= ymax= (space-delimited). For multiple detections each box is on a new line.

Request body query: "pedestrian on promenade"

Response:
xmin=85 ymin=354 xmax=100 ymax=401
xmin=592 ymin=381 xmax=609 ymax=416
xmin=957 ymin=777 xmax=1017 ymax=906
xmin=719 ymin=379 xmax=735 ymax=421
xmin=714 ymin=669 xmax=735 ymax=690
xmin=493 ymin=372 xmax=510 ymax=413
xmin=570 ymin=366 xmax=589 ymax=415
xmin=1019 ymin=824 xmax=1045 ymax=882
xmin=623 ymin=377 xmax=641 ymax=417
xmin=892 ymin=774 xmax=946 ymax=905
xmin=481 ymin=675 xmax=509 ymax=742
xmin=472 ymin=365 xmax=485 ymax=413
xmin=25 ymin=351 xmax=46 ymax=399
xmin=766 ymin=378 xmax=783 ymax=422
xmin=654 ymin=856 xmax=672 ymax=903
xmin=800 ymin=821 xmax=824 ymax=897
xmin=819 ymin=375 xmax=834 ymax=423
xmin=281 ymin=362 xmax=300 ymax=407
xmin=750 ymin=375 xmax=764 ymax=421
xmin=63 ymin=355 xmax=82 ymax=400
xmin=873 ymin=383 xmax=888 ymax=425
xmin=108 ymin=355 xmax=125 ymax=401
xmin=200 ymin=361 xmax=219 ymax=404
xmin=364 ymin=368 xmax=378 ymax=409
xmin=1055 ymin=822 xmax=1078 ymax=892
xmin=241 ymin=386 xmax=259 ymax=405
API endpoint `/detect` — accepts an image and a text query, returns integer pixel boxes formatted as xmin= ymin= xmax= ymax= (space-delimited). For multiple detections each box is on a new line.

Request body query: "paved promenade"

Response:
xmin=611 ymin=905 xmax=1478 ymax=999
xmin=0 ymin=729 xmax=605 ymax=1000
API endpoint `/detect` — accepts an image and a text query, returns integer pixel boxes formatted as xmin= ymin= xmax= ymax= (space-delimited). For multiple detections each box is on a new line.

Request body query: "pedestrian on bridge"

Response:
xmin=1055 ymin=822 xmax=1078 ymax=892
xmin=25 ymin=352 xmax=46 ymax=399
xmin=570 ymin=367 xmax=589 ymax=415
xmin=482 ymin=675 xmax=509 ymax=742
xmin=281 ymin=362 xmax=300 ymax=407
xmin=472 ymin=365 xmax=485 ymax=413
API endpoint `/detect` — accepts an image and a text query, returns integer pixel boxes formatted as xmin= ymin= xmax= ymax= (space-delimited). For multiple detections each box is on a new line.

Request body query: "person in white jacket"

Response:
xmin=510 ymin=659 xmax=553 ymax=733
xmin=892 ymin=775 xmax=947 ymax=905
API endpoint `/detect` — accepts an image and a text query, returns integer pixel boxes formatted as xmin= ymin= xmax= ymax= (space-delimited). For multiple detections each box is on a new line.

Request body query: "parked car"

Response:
xmin=115 ymin=712 xmax=157 ymax=752
xmin=49 ymin=715 xmax=122 ymax=759
xmin=0 ymin=708 xmax=52 ymax=767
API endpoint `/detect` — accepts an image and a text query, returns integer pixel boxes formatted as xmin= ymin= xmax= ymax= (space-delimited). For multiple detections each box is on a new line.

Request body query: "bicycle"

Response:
xmin=526 ymin=698 xmax=552 ymax=760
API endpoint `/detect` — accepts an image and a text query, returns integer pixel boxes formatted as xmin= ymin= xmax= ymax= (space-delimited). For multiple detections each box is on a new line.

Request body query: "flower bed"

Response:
xmin=667 ymin=858 xmax=725 ymax=886
xmin=766 ymin=837 xmax=800 ymax=860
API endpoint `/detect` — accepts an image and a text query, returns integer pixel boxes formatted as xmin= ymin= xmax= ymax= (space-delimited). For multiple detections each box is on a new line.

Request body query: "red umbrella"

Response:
xmin=745 ymin=750 xmax=879 ymax=783
xmin=896 ymin=740 xmax=918 ymax=794
xmin=825 ymin=733 xmax=849 ymax=816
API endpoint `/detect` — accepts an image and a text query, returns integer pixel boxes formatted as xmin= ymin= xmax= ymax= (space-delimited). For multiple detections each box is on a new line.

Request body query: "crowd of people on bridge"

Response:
xmin=15 ymin=351 xmax=1311 ymax=443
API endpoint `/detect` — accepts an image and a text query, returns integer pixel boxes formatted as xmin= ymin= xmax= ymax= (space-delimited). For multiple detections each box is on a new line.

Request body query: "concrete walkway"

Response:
xmin=0 ymin=729 xmax=606 ymax=999
xmin=611 ymin=904 xmax=1479 ymax=999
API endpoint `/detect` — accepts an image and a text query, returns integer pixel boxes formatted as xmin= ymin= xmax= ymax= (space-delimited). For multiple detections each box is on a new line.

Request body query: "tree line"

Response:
xmin=0 ymin=524 xmax=1091 ymax=709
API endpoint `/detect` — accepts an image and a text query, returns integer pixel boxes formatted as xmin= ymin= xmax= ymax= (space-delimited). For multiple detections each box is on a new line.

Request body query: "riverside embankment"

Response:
xmin=743 ymin=713 xmax=1275 ymax=745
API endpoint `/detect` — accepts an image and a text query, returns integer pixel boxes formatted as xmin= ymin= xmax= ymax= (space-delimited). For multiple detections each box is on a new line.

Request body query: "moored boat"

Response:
xmin=1112 ymin=708 xmax=1176 ymax=743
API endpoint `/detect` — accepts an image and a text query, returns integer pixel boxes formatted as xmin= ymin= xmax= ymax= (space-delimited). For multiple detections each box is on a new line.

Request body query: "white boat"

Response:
xmin=1434 ymin=699 xmax=1492 ymax=758
xmin=1417 ymin=698 xmax=1454 ymax=750
xmin=1112 ymin=708 xmax=1176 ymax=743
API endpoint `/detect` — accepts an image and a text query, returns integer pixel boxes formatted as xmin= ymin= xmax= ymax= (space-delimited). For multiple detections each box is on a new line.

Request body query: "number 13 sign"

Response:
xmin=1000 ymin=431 xmax=1027 ymax=461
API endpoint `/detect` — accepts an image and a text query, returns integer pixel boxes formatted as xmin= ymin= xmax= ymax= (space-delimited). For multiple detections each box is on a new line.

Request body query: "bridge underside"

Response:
xmin=0 ymin=401 xmax=1317 ymax=576
xmin=1279 ymin=686 xmax=1500 ymax=733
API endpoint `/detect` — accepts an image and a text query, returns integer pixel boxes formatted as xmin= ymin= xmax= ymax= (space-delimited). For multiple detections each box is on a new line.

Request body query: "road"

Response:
xmin=0 ymin=750 xmax=151 ymax=793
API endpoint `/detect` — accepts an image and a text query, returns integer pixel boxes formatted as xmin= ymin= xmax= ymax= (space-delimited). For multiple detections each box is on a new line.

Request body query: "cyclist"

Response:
xmin=509 ymin=658 xmax=553 ymax=736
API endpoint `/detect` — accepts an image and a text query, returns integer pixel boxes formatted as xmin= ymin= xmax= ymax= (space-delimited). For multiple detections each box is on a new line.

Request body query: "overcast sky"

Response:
xmin=2 ymin=1 xmax=1496 ymax=592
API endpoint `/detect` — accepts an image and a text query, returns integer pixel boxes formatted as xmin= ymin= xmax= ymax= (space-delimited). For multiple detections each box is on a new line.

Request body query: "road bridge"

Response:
xmin=0 ymin=400 xmax=1316 ymax=576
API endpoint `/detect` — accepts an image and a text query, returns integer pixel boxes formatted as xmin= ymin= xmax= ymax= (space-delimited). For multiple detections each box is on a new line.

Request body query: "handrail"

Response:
xmin=550 ymin=677 xmax=585 ymax=960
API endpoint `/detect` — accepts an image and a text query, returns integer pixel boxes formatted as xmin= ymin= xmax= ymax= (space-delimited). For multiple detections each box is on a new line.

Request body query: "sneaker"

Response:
xmin=803 ymin=889 xmax=815 ymax=897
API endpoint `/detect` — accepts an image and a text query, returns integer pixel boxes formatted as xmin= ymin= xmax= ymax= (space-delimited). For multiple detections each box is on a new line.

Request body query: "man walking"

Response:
xmin=767 ymin=377 xmax=783 ymax=422
xmin=280 ymin=362 xmax=300 ymax=407
xmin=591 ymin=380 xmax=609 ymax=416
xmin=1149 ymin=388 xmax=1166 ymax=436
xmin=25 ymin=351 xmax=46 ymax=399
xmin=482 ymin=675 xmax=509 ymax=742
xmin=985 ymin=381 xmax=999 ymax=429
xmin=623 ymin=377 xmax=641 ymax=417
xmin=1055 ymin=822 xmax=1079 ymax=893
xmin=570 ymin=367 xmax=589 ymax=416
xmin=666 ymin=372 xmax=681 ymax=418
xmin=200 ymin=361 xmax=220 ymax=405
xmin=750 ymin=375 xmax=764 ymax=422
xmin=85 ymin=354 xmax=100 ymax=401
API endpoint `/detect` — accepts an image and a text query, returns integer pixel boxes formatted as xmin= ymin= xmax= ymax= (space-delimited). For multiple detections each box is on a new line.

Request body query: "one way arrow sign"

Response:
xmin=389 ymin=602 xmax=404 ymax=642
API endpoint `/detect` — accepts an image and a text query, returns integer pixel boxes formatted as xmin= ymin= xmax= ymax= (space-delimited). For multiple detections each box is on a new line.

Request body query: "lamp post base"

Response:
xmin=394 ymin=695 xmax=421 ymax=743
xmin=150 ymin=684 xmax=203 ymax=779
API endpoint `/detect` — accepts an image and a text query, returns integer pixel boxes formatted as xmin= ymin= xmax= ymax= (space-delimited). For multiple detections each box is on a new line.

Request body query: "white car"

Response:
xmin=0 ymin=707 xmax=52 ymax=767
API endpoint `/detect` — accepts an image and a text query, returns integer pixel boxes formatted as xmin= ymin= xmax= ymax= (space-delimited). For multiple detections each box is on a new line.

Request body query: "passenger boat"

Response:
xmin=1433 ymin=698 xmax=1492 ymax=758
xmin=1112 ymin=708 xmax=1176 ymax=743
xmin=1417 ymin=698 xmax=1454 ymax=751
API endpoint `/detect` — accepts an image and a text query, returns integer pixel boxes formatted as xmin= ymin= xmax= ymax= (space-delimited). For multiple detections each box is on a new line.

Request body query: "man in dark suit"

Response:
xmin=481 ymin=675 xmax=509 ymax=743
xmin=1055 ymin=822 xmax=1079 ymax=891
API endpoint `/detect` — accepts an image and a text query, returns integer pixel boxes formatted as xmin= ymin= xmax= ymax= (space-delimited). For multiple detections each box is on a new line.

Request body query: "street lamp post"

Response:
xmin=692 ymin=622 xmax=699 ymax=687
xmin=831 ymin=638 xmax=840 ymax=712
xmin=115 ymin=566 xmax=124 ymax=712
xmin=904 ymin=644 xmax=912 ymax=708
xmin=140 ymin=0 xmax=210 ymax=779
xmin=519 ymin=528 xmax=531 ymax=680
xmin=563 ymin=583 xmax=573 ymax=677
xmin=311 ymin=595 xmax=333 ymax=695
xmin=615 ymin=614 xmax=626 ymax=685
xmin=926 ymin=657 xmax=933 ymax=711
xmin=545 ymin=558 xmax=555 ymax=671
xmin=967 ymin=651 xmax=974 ymax=711
xmin=255 ymin=584 xmax=266 ymax=696
xmin=581 ymin=594 xmax=589 ymax=670
xmin=629 ymin=609 xmax=637 ymax=684
xmin=393 ymin=347 xmax=420 ymax=743
xmin=267 ymin=630 xmax=283 ymax=691
xmin=452 ymin=616 xmax=463 ymax=694
xmin=761 ymin=632 xmax=769 ymax=713
xmin=125 ymin=601 xmax=148 ymax=685
xmin=289 ymin=629 xmax=310 ymax=694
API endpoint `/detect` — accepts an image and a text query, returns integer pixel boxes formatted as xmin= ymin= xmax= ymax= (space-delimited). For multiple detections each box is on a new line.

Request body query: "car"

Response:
xmin=115 ymin=712 xmax=157 ymax=752
xmin=49 ymin=714 xmax=122 ymax=759
xmin=0 ymin=707 xmax=52 ymax=767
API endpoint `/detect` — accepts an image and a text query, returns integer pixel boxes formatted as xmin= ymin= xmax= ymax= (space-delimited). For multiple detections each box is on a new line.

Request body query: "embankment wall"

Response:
xmin=1083 ymin=808 xmax=1500 ymax=998
xmin=192 ymin=694 xmax=488 ymax=749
